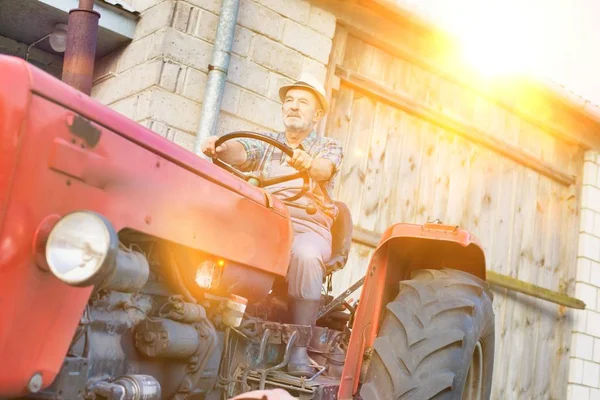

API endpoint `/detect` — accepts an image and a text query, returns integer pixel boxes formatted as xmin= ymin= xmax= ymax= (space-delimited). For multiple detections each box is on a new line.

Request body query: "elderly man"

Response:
xmin=201 ymin=73 xmax=343 ymax=375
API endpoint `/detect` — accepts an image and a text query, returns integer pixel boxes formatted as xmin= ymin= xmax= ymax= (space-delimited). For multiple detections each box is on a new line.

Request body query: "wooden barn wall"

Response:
xmin=324 ymin=27 xmax=585 ymax=399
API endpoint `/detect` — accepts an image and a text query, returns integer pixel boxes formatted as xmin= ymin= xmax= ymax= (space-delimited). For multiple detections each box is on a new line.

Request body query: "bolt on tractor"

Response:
xmin=0 ymin=55 xmax=495 ymax=400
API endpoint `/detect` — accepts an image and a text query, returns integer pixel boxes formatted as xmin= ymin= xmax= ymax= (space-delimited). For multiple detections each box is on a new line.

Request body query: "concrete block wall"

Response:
xmin=0 ymin=34 xmax=63 ymax=78
xmin=568 ymin=150 xmax=600 ymax=400
xmin=92 ymin=0 xmax=336 ymax=153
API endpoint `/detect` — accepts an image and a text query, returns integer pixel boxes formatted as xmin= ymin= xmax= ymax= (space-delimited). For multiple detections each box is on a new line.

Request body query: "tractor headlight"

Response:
xmin=46 ymin=211 xmax=118 ymax=287
xmin=195 ymin=259 xmax=225 ymax=289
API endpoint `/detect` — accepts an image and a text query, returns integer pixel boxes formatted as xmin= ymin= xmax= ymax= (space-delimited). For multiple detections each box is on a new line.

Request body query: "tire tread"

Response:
xmin=359 ymin=268 xmax=495 ymax=400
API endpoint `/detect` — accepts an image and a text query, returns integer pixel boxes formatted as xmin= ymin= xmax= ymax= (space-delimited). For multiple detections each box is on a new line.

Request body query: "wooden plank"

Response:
xmin=336 ymin=40 xmax=378 ymax=220
xmin=429 ymin=128 xmax=451 ymax=223
xmin=444 ymin=132 xmax=473 ymax=226
xmin=335 ymin=90 xmax=375 ymax=219
xmin=350 ymin=227 xmax=586 ymax=310
xmin=325 ymin=86 xmax=355 ymax=199
xmin=486 ymin=113 xmax=518 ymax=399
xmin=343 ymin=35 xmax=366 ymax=73
xmin=550 ymin=147 xmax=584 ymax=398
xmin=487 ymin=271 xmax=585 ymax=310
xmin=491 ymin=117 xmax=525 ymax=398
xmin=319 ymin=26 xmax=348 ymax=137
xmin=335 ymin=65 xmax=577 ymax=186
xmin=458 ymin=144 xmax=484 ymax=233
xmin=374 ymin=53 xmax=406 ymax=232
xmin=486 ymin=161 xmax=516 ymax=275
xmin=440 ymin=81 xmax=488 ymax=231
xmin=352 ymin=226 xmax=380 ymax=247
xmin=360 ymin=102 xmax=393 ymax=231
xmin=392 ymin=113 xmax=425 ymax=224
xmin=356 ymin=44 xmax=392 ymax=232
xmin=406 ymin=56 xmax=442 ymax=226
xmin=507 ymin=159 xmax=549 ymax=398
xmin=387 ymin=59 xmax=424 ymax=226
xmin=374 ymin=107 xmax=404 ymax=234
xmin=530 ymin=128 xmax=559 ymax=398
xmin=476 ymin=154 xmax=504 ymax=277
xmin=532 ymin=187 xmax=559 ymax=397
xmin=520 ymin=186 xmax=546 ymax=396
xmin=414 ymin=123 xmax=441 ymax=225
xmin=387 ymin=42 xmax=428 ymax=225
xmin=324 ymin=25 xmax=348 ymax=99
xmin=458 ymin=101 xmax=494 ymax=254
xmin=509 ymin=128 xmax=543 ymax=398
xmin=546 ymin=146 xmax=573 ymax=399
xmin=425 ymin=75 xmax=455 ymax=226
xmin=505 ymin=130 xmax=541 ymax=397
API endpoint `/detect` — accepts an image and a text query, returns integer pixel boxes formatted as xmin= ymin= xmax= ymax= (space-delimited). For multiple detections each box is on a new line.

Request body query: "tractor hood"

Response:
xmin=0 ymin=54 xmax=293 ymax=277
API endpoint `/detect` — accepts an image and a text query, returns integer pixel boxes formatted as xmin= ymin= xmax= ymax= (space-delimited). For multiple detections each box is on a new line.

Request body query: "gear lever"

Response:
xmin=283 ymin=201 xmax=318 ymax=215
xmin=270 ymin=186 xmax=318 ymax=215
xmin=305 ymin=203 xmax=318 ymax=215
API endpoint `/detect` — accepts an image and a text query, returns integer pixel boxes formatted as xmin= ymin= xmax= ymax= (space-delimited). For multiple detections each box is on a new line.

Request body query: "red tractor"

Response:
xmin=0 ymin=55 xmax=495 ymax=400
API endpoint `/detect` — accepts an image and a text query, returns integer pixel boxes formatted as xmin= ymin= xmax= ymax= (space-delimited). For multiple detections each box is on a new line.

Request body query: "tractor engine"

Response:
xmin=34 ymin=229 xmax=349 ymax=400
xmin=37 ymin=239 xmax=223 ymax=400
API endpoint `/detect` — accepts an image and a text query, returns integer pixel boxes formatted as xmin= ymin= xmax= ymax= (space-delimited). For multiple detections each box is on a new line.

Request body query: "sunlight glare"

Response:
xmin=426 ymin=0 xmax=552 ymax=78
xmin=400 ymin=0 xmax=600 ymax=106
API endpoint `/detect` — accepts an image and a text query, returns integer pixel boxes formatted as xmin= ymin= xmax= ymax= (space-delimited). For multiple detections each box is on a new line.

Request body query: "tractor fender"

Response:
xmin=373 ymin=222 xmax=486 ymax=281
xmin=338 ymin=222 xmax=487 ymax=399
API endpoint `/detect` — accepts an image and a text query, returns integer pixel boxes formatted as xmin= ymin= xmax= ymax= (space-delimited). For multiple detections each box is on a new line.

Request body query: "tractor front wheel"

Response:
xmin=360 ymin=268 xmax=495 ymax=400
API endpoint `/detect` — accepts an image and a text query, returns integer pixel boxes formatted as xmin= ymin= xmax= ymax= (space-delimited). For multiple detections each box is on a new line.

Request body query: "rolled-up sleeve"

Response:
xmin=236 ymin=138 xmax=266 ymax=171
xmin=315 ymin=138 xmax=344 ymax=176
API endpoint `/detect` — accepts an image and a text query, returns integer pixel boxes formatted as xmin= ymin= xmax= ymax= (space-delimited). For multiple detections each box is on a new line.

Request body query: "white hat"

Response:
xmin=279 ymin=73 xmax=329 ymax=114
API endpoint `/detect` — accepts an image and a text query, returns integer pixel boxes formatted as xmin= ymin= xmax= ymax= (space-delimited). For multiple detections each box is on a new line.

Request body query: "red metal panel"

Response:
xmin=22 ymin=96 xmax=293 ymax=273
xmin=0 ymin=55 xmax=294 ymax=396
xmin=0 ymin=56 xmax=30 ymax=231
xmin=338 ymin=223 xmax=486 ymax=399
xmin=26 ymin=56 xmax=284 ymax=211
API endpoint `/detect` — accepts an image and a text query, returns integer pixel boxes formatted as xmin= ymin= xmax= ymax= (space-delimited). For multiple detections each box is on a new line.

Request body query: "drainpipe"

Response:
xmin=193 ymin=0 xmax=240 ymax=155
xmin=62 ymin=0 xmax=101 ymax=95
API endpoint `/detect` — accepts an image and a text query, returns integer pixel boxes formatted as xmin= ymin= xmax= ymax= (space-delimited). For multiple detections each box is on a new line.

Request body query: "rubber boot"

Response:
xmin=286 ymin=297 xmax=321 ymax=377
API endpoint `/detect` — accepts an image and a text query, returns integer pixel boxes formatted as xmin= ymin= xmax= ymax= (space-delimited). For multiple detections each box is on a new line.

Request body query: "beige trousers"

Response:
xmin=267 ymin=149 xmax=333 ymax=301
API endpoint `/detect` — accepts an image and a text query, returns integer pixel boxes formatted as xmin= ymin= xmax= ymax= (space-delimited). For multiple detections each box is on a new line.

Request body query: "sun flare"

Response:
xmin=421 ymin=0 xmax=564 ymax=79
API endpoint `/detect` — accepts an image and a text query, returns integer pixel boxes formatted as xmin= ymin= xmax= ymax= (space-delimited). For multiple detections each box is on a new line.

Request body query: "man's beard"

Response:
xmin=284 ymin=115 xmax=311 ymax=132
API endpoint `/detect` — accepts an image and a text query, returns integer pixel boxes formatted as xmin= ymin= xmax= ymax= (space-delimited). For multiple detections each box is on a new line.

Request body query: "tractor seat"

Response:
xmin=324 ymin=201 xmax=353 ymax=275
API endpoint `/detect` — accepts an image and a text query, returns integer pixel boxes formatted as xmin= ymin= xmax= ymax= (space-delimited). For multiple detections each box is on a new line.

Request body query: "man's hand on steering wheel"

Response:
xmin=287 ymin=149 xmax=313 ymax=172
xmin=201 ymin=135 xmax=230 ymax=159
xmin=208 ymin=131 xmax=312 ymax=203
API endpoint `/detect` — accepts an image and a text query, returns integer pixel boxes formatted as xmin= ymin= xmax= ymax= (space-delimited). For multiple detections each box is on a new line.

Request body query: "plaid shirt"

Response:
xmin=237 ymin=131 xmax=344 ymax=219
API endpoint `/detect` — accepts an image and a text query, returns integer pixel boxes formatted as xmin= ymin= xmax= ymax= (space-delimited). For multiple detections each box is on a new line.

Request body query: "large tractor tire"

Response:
xmin=360 ymin=268 xmax=495 ymax=400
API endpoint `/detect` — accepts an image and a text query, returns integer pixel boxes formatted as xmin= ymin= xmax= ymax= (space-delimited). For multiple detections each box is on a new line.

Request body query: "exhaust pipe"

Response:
xmin=62 ymin=0 xmax=101 ymax=95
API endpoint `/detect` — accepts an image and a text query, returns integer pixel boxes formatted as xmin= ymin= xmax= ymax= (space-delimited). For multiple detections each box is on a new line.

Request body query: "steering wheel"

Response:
xmin=213 ymin=131 xmax=310 ymax=202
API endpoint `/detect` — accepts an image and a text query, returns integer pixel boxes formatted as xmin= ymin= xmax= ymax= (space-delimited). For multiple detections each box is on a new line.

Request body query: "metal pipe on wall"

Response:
xmin=193 ymin=0 xmax=240 ymax=155
xmin=62 ymin=0 xmax=101 ymax=95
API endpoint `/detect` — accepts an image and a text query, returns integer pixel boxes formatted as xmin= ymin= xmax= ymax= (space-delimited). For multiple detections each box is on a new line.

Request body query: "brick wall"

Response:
xmin=92 ymin=0 xmax=336 ymax=152
xmin=568 ymin=150 xmax=600 ymax=399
